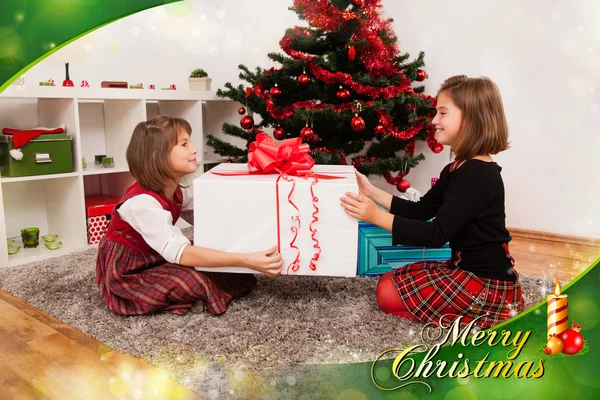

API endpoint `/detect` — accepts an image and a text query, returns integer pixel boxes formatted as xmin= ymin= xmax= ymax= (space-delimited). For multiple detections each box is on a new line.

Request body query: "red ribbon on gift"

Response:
xmin=211 ymin=133 xmax=351 ymax=273
xmin=212 ymin=133 xmax=347 ymax=180
xmin=248 ymin=132 xmax=314 ymax=175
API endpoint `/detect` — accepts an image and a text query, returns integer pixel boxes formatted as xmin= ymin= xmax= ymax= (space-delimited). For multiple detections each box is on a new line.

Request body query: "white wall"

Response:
xmin=22 ymin=0 xmax=600 ymax=238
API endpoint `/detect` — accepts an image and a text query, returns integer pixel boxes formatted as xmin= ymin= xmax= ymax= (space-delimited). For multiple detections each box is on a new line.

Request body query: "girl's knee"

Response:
xmin=376 ymin=278 xmax=403 ymax=314
xmin=379 ymin=270 xmax=394 ymax=283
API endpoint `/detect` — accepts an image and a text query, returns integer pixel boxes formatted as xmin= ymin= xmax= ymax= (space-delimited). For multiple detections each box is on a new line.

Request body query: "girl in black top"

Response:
xmin=341 ymin=75 xmax=524 ymax=328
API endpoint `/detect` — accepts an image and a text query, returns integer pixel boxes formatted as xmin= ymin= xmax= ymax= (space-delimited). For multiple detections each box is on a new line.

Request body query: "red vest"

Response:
xmin=104 ymin=183 xmax=183 ymax=254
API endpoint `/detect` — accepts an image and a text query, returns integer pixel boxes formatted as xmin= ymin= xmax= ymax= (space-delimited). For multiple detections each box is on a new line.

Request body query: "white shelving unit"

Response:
xmin=0 ymin=86 xmax=241 ymax=267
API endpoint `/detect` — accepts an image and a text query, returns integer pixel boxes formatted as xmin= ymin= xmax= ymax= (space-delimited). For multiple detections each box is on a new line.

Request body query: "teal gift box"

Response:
xmin=357 ymin=221 xmax=452 ymax=276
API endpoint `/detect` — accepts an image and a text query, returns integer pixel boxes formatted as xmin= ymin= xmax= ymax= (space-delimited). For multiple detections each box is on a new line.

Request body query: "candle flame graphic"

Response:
xmin=554 ymin=277 xmax=561 ymax=297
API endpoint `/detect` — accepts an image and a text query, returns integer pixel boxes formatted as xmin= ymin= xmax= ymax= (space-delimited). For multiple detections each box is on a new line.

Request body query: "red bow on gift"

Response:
xmin=248 ymin=133 xmax=314 ymax=176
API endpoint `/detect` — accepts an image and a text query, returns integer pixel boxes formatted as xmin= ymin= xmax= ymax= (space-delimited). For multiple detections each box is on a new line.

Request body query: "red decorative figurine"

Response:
xmin=62 ymin=63 xmax=74 ymax=87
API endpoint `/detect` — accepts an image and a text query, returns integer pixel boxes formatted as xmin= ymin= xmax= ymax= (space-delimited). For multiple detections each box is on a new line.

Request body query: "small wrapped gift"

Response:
xmin=193 ymin=134 xmax=359 ymax=277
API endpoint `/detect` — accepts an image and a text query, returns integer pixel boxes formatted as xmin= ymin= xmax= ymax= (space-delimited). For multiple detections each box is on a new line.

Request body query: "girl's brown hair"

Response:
xmin=126 ymin=116 xmax=192 ymax=192
xmin=438 ymin=75 xmax=509 ymax=161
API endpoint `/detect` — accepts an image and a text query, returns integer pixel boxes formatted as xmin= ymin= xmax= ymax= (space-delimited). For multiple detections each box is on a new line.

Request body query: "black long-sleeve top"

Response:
xmin=391 ymin=159 xmax=515 ymax=281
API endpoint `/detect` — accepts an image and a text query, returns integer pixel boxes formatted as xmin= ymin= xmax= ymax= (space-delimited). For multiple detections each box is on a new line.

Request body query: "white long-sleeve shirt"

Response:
xmin=117 ymin=186 xmax=193 ymax=264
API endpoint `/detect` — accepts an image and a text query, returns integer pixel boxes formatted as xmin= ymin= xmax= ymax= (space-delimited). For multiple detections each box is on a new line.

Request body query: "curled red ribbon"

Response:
xmin=308 ymin=177 xmax=321 ymax=271
xmin=278 ymin=175 xmax=302 ymax=274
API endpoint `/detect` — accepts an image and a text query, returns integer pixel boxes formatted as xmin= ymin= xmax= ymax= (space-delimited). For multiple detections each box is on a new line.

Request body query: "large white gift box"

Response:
xmin=193 ymin=163 xmax=359 ymax=276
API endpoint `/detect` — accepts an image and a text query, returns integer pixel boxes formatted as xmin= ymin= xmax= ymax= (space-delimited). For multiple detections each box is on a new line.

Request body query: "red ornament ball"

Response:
xmin=416 ymin=70 xmax=427 ymax=82
xmin=544 ymin=347 xmax=552 ymax=355
xmin=298 ymin=73 xmax=311 ymax=86
xmin=348 ymin=46 xmax=356 ymax=61
xmin=352 ymin=0 xmax=365 ymax=7
xmin=310 ymin=134 xmax=319 ymax=145
xmin=237 ymin=107 xmax=245 ymax=115
xmin=240 ymin=116 xmax=254 ymax=130
xmin=273 ymin=127 xmax=286 ymax=140
xmin=351 ymin=115 xmax=365 ymax=132
xmin=559 ymin=325 xmax=584 ymax=355
xmin=374 ymin=124 xmax=385 ymax=137
xmin=396 ymin=179 xmax=411 ymax=193
xmin=270 ymin=85 xmax=282 ymax=97
xmin=300 ymin=126 xmax=314 ymax=141
xmin=336 ymin=89 xmax=351 ymax=101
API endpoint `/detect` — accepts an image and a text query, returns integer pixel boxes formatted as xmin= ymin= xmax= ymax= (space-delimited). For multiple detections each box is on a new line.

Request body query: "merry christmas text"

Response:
xmin=371 ymin=314 xmax=544 ymax=392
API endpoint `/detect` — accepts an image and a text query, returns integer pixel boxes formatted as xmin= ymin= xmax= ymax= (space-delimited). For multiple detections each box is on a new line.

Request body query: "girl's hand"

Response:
xmin=340 ymin=192 xmax=381 ymax=224
xmin=243 ymin=245 xmax=283 ymax=277
xmin=355 ymin=170 xmax=376 ymax=198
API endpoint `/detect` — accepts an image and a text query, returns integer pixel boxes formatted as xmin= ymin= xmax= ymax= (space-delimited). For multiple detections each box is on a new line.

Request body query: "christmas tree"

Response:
xmin=207 ymin=0 xmax=443 ymax=191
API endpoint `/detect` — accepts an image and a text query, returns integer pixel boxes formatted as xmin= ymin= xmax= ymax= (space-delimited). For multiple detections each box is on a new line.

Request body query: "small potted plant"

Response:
xmin=188 ymin=68 xmax=212 ymax=91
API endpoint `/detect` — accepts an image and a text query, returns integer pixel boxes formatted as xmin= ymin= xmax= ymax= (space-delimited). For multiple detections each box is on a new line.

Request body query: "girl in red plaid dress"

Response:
xmin=341 ymin=76 xmax=524 ymax=328
xmin=96 ymin=116 xmax=283 ymax=316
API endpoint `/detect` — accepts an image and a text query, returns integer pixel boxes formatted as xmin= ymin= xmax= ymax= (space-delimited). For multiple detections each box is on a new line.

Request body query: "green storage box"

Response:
xmin=0 ymin=133 xmax=74 ymax=177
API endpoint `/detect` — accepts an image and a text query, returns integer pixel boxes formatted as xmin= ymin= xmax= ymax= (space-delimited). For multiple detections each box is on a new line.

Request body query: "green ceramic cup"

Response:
xmin=21 ymin=227 xmax=40 ymax=248
xmin=102 ymin=157 xmax=115 ymax=168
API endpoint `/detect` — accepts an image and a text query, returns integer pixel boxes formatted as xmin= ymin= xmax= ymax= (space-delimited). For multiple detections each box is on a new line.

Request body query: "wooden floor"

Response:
xmin=0 ymin=237 xmax=598 ymax=400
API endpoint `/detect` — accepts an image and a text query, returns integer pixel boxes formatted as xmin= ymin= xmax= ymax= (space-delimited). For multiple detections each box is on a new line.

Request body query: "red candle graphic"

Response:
xmin=547 ymin=277 xmax=568 ymax=339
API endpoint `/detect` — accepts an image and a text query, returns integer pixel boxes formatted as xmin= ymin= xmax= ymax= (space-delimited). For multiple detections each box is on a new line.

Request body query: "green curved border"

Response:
xmin=1 ymin=19 xmax=119 ymax=92
xmin=0 ymin=0 xmax=184 ymax=93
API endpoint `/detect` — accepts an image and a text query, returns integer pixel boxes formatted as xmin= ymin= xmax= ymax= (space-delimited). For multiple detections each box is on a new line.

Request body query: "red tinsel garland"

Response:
xmin=405 ymin=139 xmax=415 ymax=156
xmin=351 ymin=2 xmax=401 ymax=78
xmin=375 ymin=109 xmax=424 ymax=141
xmin=383 ymin=170 xmax=404 ymax=186
xmin=279 ymin=32 xmax=415 ymax=100
xmin=292 ymin=0 xmax=399 ymax=78
xmin=426 ymin=123 xmax=444 ymax=153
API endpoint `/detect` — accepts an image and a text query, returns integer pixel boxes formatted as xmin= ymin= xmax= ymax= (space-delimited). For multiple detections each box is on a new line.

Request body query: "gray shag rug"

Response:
xmin=0 ymin=235 xmax=558 ymax=398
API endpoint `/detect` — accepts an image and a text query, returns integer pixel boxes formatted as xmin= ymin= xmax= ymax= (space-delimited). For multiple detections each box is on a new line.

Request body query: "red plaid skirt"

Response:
xmin=96 ymin=239 xmax=257 ymax=316
xmin=392 ymin=260 xmax=524 ymax=328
